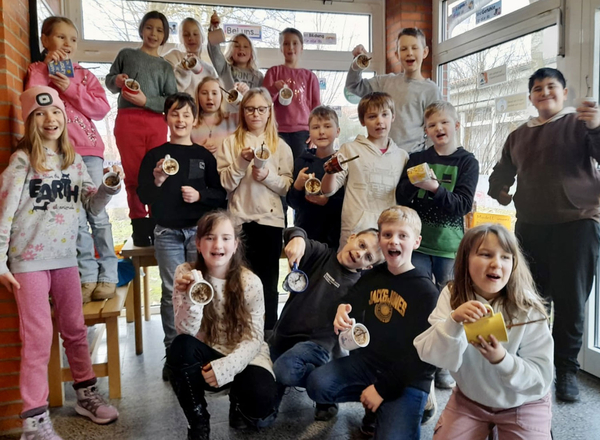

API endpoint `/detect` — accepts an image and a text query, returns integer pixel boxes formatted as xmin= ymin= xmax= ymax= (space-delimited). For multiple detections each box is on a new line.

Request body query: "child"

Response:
xmin=488 ymin=67 xmax=600 ymax=402
xmin=207 ymin=11 xmax=263 ymax=91
xmin=191 ymin=76 xmax=239 ymax=156
xmin=306 ymin=206 xmax=439 ymax=439
xmin=321 ymin=92 xmax=408 ymax=250
xmin=263 ymin=28 xmax=321 ymax=159
xmin=137 ymin=93 xmax=226 ymax=377
xmin=167 ymin=210 xmax=279 ymax=438
xmin=346 ymin=28 xmax=440 ymax=152
xmin=217 ymin=88 xmax=293 ymax=331
xmin=164 ymin=17 xmax=218 ymax=96
xmin=414 ymin=224 xmax=553 ymax=438
xmin=27 ymin=16 xmax=118 ymax=303
xmin=270 ymin=226 xmax=383 ymax=420
xmin=286 ymin=105 xmax=344 ymax=248
xmin=0 ymin=86 xmax=120 ymax=438
xmin=106 ymin=10 xmax=178 ymax=246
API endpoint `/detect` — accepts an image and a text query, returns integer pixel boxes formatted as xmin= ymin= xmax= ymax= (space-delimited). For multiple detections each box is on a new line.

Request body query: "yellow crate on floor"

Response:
xmin=465 ymin=212 xmax=513 ymax=231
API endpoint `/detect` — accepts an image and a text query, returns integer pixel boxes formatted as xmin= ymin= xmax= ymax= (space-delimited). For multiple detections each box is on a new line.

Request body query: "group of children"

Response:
xmin=0 ymin=7 xmax=598 ymax=440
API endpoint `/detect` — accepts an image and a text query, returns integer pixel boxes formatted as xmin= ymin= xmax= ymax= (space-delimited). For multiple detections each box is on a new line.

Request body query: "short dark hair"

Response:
xmin=139 ymin=11 xmax=169 ymax=46
xmin=308 ymin=105 xmax=339 ymax=127
xmin=528 ymin=68 xmax=566 ymax=92
xmin=279 ymin=27 xmax=303 ymax=46
xmin=164 ymin=92 xmax=198 ymax=118
xmin=357 ymin=92 xmax=394 ymax=124
xmin=397 ymin=28 xmax=427 ymax=51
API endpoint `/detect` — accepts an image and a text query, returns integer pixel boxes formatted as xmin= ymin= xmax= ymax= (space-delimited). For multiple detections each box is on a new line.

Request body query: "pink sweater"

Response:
xmin=27 ymin=62 xmax=110 ymax=159
xmin=263 ymin=65 xmax=321 ymax=133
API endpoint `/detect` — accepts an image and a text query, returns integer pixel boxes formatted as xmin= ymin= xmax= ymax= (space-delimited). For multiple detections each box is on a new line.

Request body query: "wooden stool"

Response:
xmin=47 ymin=284 xmax=129 ymax=407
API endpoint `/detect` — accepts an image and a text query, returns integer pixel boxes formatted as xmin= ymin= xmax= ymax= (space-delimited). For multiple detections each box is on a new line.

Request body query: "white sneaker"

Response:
xmin=20 ymin=411 xmax=63 ymax=440
xmin=75 ymin=385 xmax=119 ymax=424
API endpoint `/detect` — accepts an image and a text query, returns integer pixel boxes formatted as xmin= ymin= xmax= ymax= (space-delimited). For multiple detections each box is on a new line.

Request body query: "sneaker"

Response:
xmin=92 ymin=282 xmax=116 ymax=301
xmin=81 ymin=283 xmax=96 ymax=304
xmin=360 ymin=409 xmax=376 ymax=437
xmin=75 ymin=385 xmax=119 ymax=424
xmin=434 ymin=368 xmax=456 ymax=389
xmin=20 ymin=411 xmax=63 ymax=440
xmin=555 ymin=370 xmax=580 ymax=402
xmin=314 ymin=403 xmax=338 ymax=421
xmin=421 ymin=382 xmax=437 ymax=425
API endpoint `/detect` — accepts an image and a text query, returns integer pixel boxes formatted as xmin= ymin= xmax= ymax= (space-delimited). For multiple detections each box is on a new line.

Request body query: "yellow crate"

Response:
xmin=465 ymin=212 xmax=513 ymax=231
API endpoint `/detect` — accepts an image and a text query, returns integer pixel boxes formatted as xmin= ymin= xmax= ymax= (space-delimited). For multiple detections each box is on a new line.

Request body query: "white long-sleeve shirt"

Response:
xmin=413 ymin=287 xmax=553 ymax=408
xmin=173 ymin=264 xmax=274 ymax=387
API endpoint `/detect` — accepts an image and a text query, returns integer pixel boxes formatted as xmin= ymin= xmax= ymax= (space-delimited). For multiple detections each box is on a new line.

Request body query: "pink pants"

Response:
xmin=114 ymin=108 xmax=168 ymax=219
xmin=433 ymin=387 xmax=552 ymax=440
xmin=14 ymin=267 xmax=95 ymax=414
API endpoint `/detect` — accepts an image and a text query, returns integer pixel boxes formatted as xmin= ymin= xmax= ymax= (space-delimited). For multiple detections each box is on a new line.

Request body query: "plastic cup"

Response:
xmin=574 ymin=96 xmax=598 ymax=108
xmin=188 ymin=270 xmax=214 ymax=306
xmin=162 ymin=154 xmax=180 ymax=176
xmin=227 ymin=89 xmax=243 ymax=105
xmin=124 ymin=78 xmax=140 ymax=95
xmin=253 ymin=146 xmax=271 ymax=168
xmin=304 ymin=177 xmax=322 ymax=195
xmin=102 ymin=171 xmax=121 ymax=189
xmin=338 ymin=319 xmax=370 ymax=351
xmin=351 ymin=54 xmax=371 ymax=71
xmin=278 ymin=86 xmax=293 ymax=106
xmin=323 ymin=153 xmax=348 ymax=174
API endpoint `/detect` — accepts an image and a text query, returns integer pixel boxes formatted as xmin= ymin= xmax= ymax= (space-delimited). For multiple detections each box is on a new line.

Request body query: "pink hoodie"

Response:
xmin=26 ymin=61 xmax=110 ymax=158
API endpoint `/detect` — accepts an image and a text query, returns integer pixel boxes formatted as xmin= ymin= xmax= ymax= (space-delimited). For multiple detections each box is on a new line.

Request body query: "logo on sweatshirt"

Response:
xmin=323 ymin=272 xmax=340 ymax=288
xmin=369 ymin=288 xmax=407 ymax=322
xmin=29 ymin=174 xmax=79 ymax=211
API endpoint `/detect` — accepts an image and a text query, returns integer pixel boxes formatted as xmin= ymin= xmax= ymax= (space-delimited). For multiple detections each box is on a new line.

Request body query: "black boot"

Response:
xmin=131 ymin=218 xmax=155 ymax=247
xmin=229 ymin=394 xmax=278 ymax=430
xmin=169 ymin=363 xmax=211 ymax=439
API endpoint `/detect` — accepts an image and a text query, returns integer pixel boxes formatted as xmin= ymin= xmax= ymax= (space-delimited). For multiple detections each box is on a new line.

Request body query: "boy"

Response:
xmin=286 ymin=106 xmax=344 ymax=248
xmin=321 ymin=92 xmax=408 ymax=249
xmin=263 ymin=28 xmax=321 ymax=159
xmin=488 ymin=67 xmax=600 ymax=402
xmin=345 ymin=28 xmax=441 ymax=152
xmin=306 ymin=206 xmax=439 ymax=439
xmin=137 ymin=93 xmax=226 ymax=379
xmin=270 ymin=226 xmax=383 ymax=420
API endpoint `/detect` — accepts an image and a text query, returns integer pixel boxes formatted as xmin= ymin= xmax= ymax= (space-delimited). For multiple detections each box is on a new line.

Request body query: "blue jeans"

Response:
xmin=271 ymin=341 xmax=330 ymax=388
xmin=154 ymin=225 xmax=198 ymax=348
xmin=412 ymin=251 xmax=454 ymax=292
xmin=306 ymin=355 xmax=428 ymax=440
xmin=77 ymin=156 xmax=118 ymax=284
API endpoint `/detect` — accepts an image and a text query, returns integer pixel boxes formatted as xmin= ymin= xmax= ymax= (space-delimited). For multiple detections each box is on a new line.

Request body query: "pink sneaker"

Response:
xmin=20 ymin=411 xmax=63 ymax=440
xmin=75 ymin=385 xmax=119 ymax=424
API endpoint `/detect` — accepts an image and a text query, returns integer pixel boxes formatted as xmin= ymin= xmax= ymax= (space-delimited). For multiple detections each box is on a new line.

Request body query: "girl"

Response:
xmin=167 ymin=210 xmax=278 ymax=439
xmin=207 ymin=11 xmax=263 ymax=91
xmin=164 ymin=17 xmax=218 ymax=96
xmin=0 ymin=87 xmax=121 ymax=438
xmin=216 ymin=88 xmax=293 ymax=331
xmin=106 ymin=10 xmax=177 ymax=246
xmin=191 ymin=76 xmax=238 ymax=155
xmin=263 ymin=28 xmax=321 ymax=159
xmin=414 ymin=224 xmax=553 ymax=439
xmin=27 ymin=16 xmax=118 ymax=304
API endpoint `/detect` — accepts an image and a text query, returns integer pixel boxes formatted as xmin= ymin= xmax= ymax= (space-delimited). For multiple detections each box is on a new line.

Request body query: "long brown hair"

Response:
xmin=17 ymin=112 xmax=75 ymax=174
xmin=233 ymin=87 xmax=279 ymax=154
xmin=450 ymin=224 xmax=547 ymax=323
xmin=195 ymin=210 xmax=252 ymax=347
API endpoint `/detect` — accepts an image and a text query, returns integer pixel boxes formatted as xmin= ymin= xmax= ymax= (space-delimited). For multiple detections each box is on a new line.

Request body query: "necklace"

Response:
xmin=201 ymin=115 xmax=218 ymax=139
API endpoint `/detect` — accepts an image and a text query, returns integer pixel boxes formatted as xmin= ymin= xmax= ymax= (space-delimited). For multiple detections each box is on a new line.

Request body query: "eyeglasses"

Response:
xmin=244 ymin=106 xmax=270 ymax=115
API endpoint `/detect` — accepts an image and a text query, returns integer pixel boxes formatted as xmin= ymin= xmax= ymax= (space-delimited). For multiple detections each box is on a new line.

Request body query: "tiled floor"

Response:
xmin=3 ymin=315 xmax=600 ymax=439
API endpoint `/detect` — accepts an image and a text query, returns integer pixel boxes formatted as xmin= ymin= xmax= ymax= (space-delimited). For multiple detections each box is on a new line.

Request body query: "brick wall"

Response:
xmin=0 ymin=0 xmax=30 ymax=434
xmin=385 ymin=0 xmax=434 ymax=77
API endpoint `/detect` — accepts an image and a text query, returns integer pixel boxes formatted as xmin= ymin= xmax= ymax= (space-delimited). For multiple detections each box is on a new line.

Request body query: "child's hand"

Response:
xmin=0 ymin=272 xmax=20 ymax=294
xmin=122 ymin=89 xmax=147 ymax=107
xmin=284 ymin=236 xmax=306 ymax=267
xmin=497 ymin=185 xmax=512 ymax=206
xmin=181 ymin=186 xmax=200 ymax=203
xmin=413 ymin=178 xmax=439 ymax=194
xmin=153 ymin=159 xmax=168 ymax=187
xmin=201 ymin=363 xmax=219 ymax=388
xmin=44 ymin=48 xmax=68 ymax=64
xmin=104 ymin=164 xmax=124 ymax=178
xmin=577 ymin=100 xmax=600 ymax=129
xmin=360 ymin=385 xmax=383 ymax=412
xmin=252 ymin=165 xmax=269 ymax=182
xmin=174 ymin=263 xmax=194 ymax=291
xmin=473 ymin=334 xmax=507 ymax=365
xmin=49 ymin=72 xmax=71 ymax=92
xmin=234 ymin=82 xmax=249 ymax=94
xmin=352 ymin=44 xmax=368 ymax=58
xmin=240 ymin=147 xmax=254 ymax=162
xmin=333 ymin=304 xmax=353 ymax=334
xmin=203 ymin=141 xmax=218 ymax=155
xmin=210 ymin=11 xmax=221 ymax=29
xmin=274 ymin=80 xmax=286 ymax=91
xmin=293 ymin=167 xmax=311 ymax=190
xmin=115 ymin=74 xmax=128 ymax=88
xmin=305 ymin=194 xmax=328 ymax=206
xmin=451 ymin=300 xmax=489 ymax=323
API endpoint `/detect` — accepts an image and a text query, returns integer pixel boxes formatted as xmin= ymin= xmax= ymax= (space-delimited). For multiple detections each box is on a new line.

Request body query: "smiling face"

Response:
xmin=34 ymin=106 xmax=65 ymax=149
xmin=231 ymin=35 xmax=252 ymax=67
xmin=378 ymin=221 xmax=421 ymax=275
xmin=141 ymin=18 xmax=165 ymax=50
xmin=281 ymin=33 xmax=303 ymax=65
xmin=309 ymin=116 xmax=339 ymax=150
xmin=181 ymin=20 xmax=201 ymax=54
xmin=42 ymin=22 xmax=78 ymax=59
xmin=529 ymin=77 xmax=568 ymax=121
xmin=198 ymin=80 xmax=222 ymax=114
xmin=425 ymin=110 xmax=459 ymax=152
xmin=468 ymin=232 xmax=513 ymax=301
xmin=396 ymin=35 xmax=428 ymax=79
xmin=362 ymin=105 xmax=395 ymax=141
xmin=338 ymin=232 xmax=381 ymax=272
xmin=197 ymin=218 xmax=238 ymax=279
xmin=166 ymin=102 xmax=195 ymax=144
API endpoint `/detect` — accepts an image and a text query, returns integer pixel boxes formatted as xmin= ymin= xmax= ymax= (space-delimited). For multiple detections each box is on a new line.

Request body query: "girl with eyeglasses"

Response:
xmin=217 ymin=88 xmax=293 ymax=331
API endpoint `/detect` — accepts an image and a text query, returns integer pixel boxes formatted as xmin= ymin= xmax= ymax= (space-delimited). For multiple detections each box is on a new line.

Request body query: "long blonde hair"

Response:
xmin=17 ymin=112 xmax=75 ymax=173
xmin=233 ymin=87 xmax=279 ymax=154
xmin=194 ymin=76 xmax=229 ymax=127
xmin=179 ymin=17 xmax=204 ymax=56
xmin=450 ymin=224 xmax=548 ymax=323
xmin=223 ymin=33 xmax=259 ymax=72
